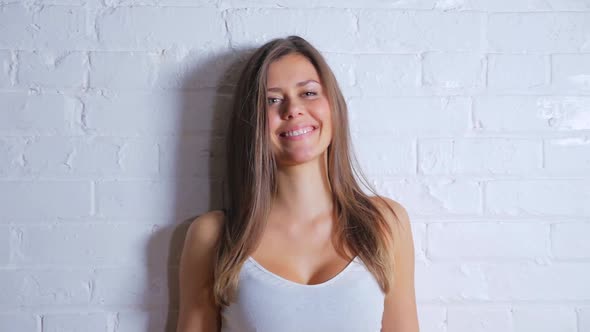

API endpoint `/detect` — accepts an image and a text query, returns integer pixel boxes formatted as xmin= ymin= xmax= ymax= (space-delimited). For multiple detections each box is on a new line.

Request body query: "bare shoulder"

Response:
xmin=372 ymin=198 xmax=419 ymax=330
xmin=370 ymin=195 xmax=414 ymax=258
xmin=180 ymin=209 xmax=226 ymax=284
xmin=369 ymin=196 xmax=411 ymax=232
xmin=177 ymin=210 xmax=226 ymax=331
xmin=184 ymin=209 xmax=225 ymax=250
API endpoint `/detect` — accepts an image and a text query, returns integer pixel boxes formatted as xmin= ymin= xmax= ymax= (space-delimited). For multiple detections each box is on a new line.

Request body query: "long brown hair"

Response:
xmin=214 ymin=35 xmax=398 ymax=306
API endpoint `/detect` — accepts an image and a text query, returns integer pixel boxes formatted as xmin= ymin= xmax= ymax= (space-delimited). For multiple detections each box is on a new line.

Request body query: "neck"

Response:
xmin=271 ymin=154 xmax=333 ymax=223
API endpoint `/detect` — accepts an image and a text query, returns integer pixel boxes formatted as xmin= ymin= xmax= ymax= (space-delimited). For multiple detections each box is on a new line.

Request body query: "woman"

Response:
xmin=177 ymin=35 xmax=419 ymax=332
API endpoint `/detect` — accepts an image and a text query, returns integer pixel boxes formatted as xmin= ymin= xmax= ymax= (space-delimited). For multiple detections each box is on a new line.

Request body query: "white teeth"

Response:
xmin=283 ymin=127 xmax=314 ymax=137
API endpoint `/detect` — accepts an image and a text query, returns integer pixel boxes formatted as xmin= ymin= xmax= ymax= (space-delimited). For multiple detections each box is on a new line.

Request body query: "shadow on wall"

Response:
xmin=144 ymin=46 xmax=255 ymax=332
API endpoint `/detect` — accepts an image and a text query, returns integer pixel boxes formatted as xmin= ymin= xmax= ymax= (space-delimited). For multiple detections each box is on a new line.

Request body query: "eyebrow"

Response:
xmin=267 ymin=79 xmax=319 ymax=92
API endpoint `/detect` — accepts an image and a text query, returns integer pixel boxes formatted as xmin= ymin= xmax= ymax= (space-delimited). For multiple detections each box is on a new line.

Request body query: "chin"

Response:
xmin=277 ymin=149 xmax=327 ymax=167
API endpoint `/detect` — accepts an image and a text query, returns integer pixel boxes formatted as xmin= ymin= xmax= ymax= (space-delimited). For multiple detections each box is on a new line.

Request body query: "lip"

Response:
xmin=278 ymin=124 xmax=318 ymax=141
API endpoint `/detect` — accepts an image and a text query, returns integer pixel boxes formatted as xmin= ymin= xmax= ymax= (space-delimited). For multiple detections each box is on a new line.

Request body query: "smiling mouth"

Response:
xmin=279 ymin=126 xmax=317 ymax=138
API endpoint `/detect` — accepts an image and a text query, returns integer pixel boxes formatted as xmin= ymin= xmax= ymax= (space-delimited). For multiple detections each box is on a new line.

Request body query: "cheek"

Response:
xmin=312 ymin=99 xmax=332 ymax=124
xmin=267 ymin=114 xmax=281 ymax=148
xmin=267 ymin=112 xmax=281 ymax=131
xmin=319 ymin=104 xmax=333 ymax=134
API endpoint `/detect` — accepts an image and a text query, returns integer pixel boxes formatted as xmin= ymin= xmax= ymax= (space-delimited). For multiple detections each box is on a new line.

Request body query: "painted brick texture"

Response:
xmin=1 ymin=1 xmax=589 ymax=331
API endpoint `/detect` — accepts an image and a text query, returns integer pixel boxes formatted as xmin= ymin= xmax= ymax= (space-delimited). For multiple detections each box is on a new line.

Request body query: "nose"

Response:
xmin=281 ymin=99 xmax=304 ymax=120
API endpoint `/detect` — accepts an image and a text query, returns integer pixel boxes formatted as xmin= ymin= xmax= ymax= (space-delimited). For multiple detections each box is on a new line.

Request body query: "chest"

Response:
xmin=251 ymin=221 xmax=355 ymax=286
xmin=220 ymin=258 xmax=385 ymax=332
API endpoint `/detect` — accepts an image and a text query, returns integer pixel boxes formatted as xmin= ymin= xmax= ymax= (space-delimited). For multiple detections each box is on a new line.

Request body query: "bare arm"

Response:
xmin=379 ymin=198 xmax=420 ymax=332
xmin=177 ymin=211 xmax=224 ymax=332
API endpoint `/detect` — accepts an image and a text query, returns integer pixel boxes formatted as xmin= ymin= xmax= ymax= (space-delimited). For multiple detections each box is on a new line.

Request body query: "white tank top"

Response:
xmin=220 ymin=255 xmax=385 ymax=332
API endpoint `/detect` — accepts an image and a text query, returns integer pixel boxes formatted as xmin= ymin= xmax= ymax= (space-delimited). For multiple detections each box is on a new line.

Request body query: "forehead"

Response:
xmin=266 ymin=53 xmax=320 ymax=87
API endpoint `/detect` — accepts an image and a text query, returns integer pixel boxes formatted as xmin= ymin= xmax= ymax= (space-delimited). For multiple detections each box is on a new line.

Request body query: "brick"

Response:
xmin=81 ymin=0 xmax=215 ymax=5
xmin=428 ymin=222 xmax=549 ymax=259
xmin=0 ymin=138 xmax=25 ymax=179
xmin=226 ymin=8 xmax=357 ymax=53
xmin=375 ymin=179 xmax=481 ymax=217
xmin=95 ymin=179 xmax=221 ymax=219
xmin=447 ymin=308 xmax=511 ymax=332
xmin=0 ymin=5 xmax=89 ymax=50
xmin=221 ymin=0 xmax=436 ymax=9
xmin=417 ymin=139 xmax=453 ymax=175
xmin=155 ymin=0 xmax=216 ymax=5
xmin=113 ymin=311 xmax=168 ymax=332
xmin=96 ymin=7 xmax=226 ymax=50
xmin=352 ymin=135 xmax=415 ymax=176
xmin=37 ymin=6 xmax=88 ymax=49
xmin=14 ymin=224 xmax=165 ymax=266
xmin=358 ymin=11 xmax=483 ymax=52
xmin=92 ymin=268 xmax=170 ymax=307
xmin=473 ymin=96 xmax=590 ymax=132
xmin=411 ymin=223 xmax=427 ymax=261
xmin=44 ymin=313 xmax=108 ymax=332
xmin=89 ymin=51 xmax=159 ymax=89
xmin=544 ymin=138 xmax=590 ymax=175
xmin=162 ymin=48 xmax=242 ymax=90
xmin=536 ymin=97 xmax=590 ymax=130
xmin=0 ymin=137 xmax=24 ymax=178
xmin=415 ymin=262 xmax=489 ymax=301
xmin=0 ymin=136 xmax=156 ymax=178
xmin=0 ymin=226 xmax=8 ymax=265
xmin=579 ymin=307 xmax=590 ymax=332
xmin=552 ymin=54 xmax=590 ymax=93
xmin=355 ymin=54 xmax=420 ymax=96
xmin=348 ymin=97 xmax=471 ymax=136
xmin=322 ymin=53 xmax=357 ymax=97
xmin=17 ymin=51 xmax=86 ymax=88
xmin=0 ymin=93 xmax=77 ymax=135
xmin=0 ymin=314 xmax=38 ymax=332
xmin=81 ymin=91 xmax=232 ymax=136
xmin=0 ymin=51 xmax=12 ymax=87
xmin=513 ymin=307 xmax=576 ymax=332
xmin=488 ymin=13 xmax=590 ymax=52
xmin=435 ymin=0 xmax=590 ymax=11
xmin=92 ymin=0 xmax=216 ymax=5
xmin=419 ymin=138 xmax=541 ymax=175
xmin=0 ymin=181 xmax=91 ymax=218
xmin=89 ymin=49 xmax=238 ymax=90
xmin=0 ymin=269 xmax=92 ymax=308
xmin=487 ymin=54 xmax=547 ymax=90
xmin=485 ymin=262 xmax=590 ymax=301
xmin=552 ymin=223 xmax=590 ymax=259
xmin=0 ymin=136 xmax=158 ymax=178
xmin=34 ymin=0 xmax=86 ymax=4
xmin=486 ymin=180 xmax=590 ymax=217
xmin=418 ymin=262 xmax=590 ymax=303
xmin=417 ymin=306 xmax=446 ymax=332
xmin=474 ymin=96 xmax=547 ymax=132
xmin=0 ymin=3 xmax=34 ymax=49
xmin=422 ymin=52 xmax=484 ymax=89
xmin=159 ymin=136 xmax=225 ymax=179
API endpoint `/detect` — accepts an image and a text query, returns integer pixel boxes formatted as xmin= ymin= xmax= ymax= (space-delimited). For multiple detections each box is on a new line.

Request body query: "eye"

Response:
xmin=304 ymin=91 xmax=317 ymax=97
xmin=267 ymin=97 xmax=281 ymax=105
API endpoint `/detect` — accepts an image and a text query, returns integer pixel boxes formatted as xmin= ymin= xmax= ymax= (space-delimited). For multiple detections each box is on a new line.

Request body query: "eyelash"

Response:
xmin=267 ymin=91 xmax=317 ymax=105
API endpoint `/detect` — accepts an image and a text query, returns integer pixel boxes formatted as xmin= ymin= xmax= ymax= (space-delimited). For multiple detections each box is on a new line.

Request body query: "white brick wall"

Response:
xmin=0 ymin=1 xmax=589 ymax=331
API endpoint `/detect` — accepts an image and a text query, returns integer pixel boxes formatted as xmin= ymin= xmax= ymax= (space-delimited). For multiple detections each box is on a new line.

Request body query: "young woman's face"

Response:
xmin=265 ymin=53 xmax=333 ymax=166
